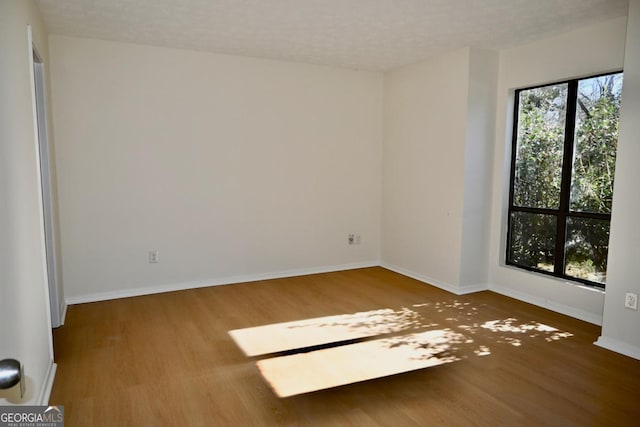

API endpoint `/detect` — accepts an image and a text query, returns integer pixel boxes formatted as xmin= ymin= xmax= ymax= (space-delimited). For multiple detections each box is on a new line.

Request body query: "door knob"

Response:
xmin=0 ymin=359 xmax=24 ymax=398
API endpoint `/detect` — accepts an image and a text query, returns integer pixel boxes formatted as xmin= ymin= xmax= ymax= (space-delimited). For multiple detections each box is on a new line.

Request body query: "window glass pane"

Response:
xmin=570 ymin=73 xmax=623 ymax=214
xmin=513 ymin=84 xmax=567 ymax=209
xmin=508 ymin=212 xmax=557 ymax=271
xmin=564 ymin=217 xmax=609 ymax=285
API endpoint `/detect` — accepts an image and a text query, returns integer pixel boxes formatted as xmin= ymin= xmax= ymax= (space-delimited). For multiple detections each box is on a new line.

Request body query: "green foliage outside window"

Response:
xmin=508 ymin=72 xmax=623 ymax=287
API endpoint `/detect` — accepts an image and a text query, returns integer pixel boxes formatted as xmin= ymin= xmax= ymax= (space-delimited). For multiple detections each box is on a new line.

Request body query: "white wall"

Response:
xmin=49 ymin=35 xmax=383 ymax=302
xmin=487 ymin=17 xmax=628 ymax=325
xmin=0 ymin=0 xmax=56 ymax=404
xmin=459 ymin=49 xmax=499 ymax=291
xmin=597 ymin=0 xmax=640 ymax=359
xmin=381 ymin=47 xmax=497 ymax=294
xmin=382 ymin=48 xmax=469 ymax=291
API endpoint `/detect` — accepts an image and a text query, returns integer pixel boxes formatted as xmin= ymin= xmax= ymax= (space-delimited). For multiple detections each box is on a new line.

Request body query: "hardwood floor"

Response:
xmin=50 ymin=267 xmax=640 ymax=426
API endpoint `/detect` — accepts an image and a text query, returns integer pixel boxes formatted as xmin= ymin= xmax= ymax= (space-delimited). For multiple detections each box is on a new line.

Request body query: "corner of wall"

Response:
xmin=382 ymin=262 xmax=474 ymax=296
xmin=594 ymin=336 xmax=640 ymax=360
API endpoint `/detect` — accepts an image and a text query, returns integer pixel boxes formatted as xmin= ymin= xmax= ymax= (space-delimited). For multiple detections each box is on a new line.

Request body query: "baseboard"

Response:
xmin=595 ymin=336 xmax=640 ymax=360
xmin=37 ymin=362 xmax=57 ymax=405
xmin=65 ymin=261 xmax=379 ymax=305
xmin=380 ymin=263 xmax=460 ymax=295
xmin=489 ymin=284 xmax=603 ymax=325
xmin=59 ymin=302 xmax=67 ymax=326
xmin=458 ymin=282 xmax=490 ymax=295
xmin=65 ymin=261 xmax=603 ymax=326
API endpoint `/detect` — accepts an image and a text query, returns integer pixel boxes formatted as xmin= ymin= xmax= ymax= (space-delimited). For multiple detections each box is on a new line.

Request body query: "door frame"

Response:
xmin=28 ymin=26 xmax=61 ymax=329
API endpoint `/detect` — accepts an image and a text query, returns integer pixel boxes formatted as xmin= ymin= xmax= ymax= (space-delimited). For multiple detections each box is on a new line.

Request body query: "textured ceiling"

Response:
xmin=35 ymin=0 xmax=629 ymax=71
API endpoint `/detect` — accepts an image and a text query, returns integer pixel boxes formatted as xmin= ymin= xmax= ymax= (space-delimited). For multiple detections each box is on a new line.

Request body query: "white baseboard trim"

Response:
xmin=458 ymin=282 xmax=490 ymax=295
xmin=381 ymin=263 xmax=460 ymax=295
xmin=382 ymin=265 xmax=602 ymax=325
xmin=594 ymin=336 xmax=640 ymax=360
xmin=59 ymin=302 xmax=67 ymax=326
xmin=65 ymin=261 xmax=379 ymax=305
xmin=489 ymin=284 xmax=603 ymax=325
xmin=37 ymin=361 xmax=57 ymax=405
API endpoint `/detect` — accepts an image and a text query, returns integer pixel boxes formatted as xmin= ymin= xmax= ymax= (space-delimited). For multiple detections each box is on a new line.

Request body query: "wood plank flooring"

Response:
xmin=50 ymin=267 xmax=640 ymax=426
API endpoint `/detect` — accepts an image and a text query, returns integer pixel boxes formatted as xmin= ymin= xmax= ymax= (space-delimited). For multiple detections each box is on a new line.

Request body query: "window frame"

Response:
xmin=506 ymin=71 xmax=623 ymax=289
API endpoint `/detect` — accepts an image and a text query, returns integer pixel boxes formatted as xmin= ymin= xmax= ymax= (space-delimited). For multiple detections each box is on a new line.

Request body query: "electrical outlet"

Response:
xmin=348 ymin=234 xmax=355 ymax=245
xmin=625 ymin=293 xmax=638 ymax=311
xmin=149 ymin=250 xmax=159 ymax=264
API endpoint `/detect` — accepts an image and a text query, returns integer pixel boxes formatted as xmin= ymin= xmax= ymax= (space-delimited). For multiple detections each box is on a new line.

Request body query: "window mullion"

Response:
xmin=555 ymin=80 xmax=578 ymax=276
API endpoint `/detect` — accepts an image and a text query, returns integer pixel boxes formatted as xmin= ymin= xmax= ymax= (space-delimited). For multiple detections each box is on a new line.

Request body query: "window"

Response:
xmin=507 ymin=72 xmax=623 ymax=288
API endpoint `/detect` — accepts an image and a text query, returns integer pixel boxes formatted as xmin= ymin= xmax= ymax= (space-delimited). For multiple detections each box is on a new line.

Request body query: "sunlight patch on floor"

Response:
xmin=229 ymin=300 xmax=575 ymax=397
xmin=473 ymin=318 xmax=574 ymax=346
xmin=229 ymin=307 xmax=428 ymax=356
xmin=256 ymin=329 xmax=464 ymax=397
